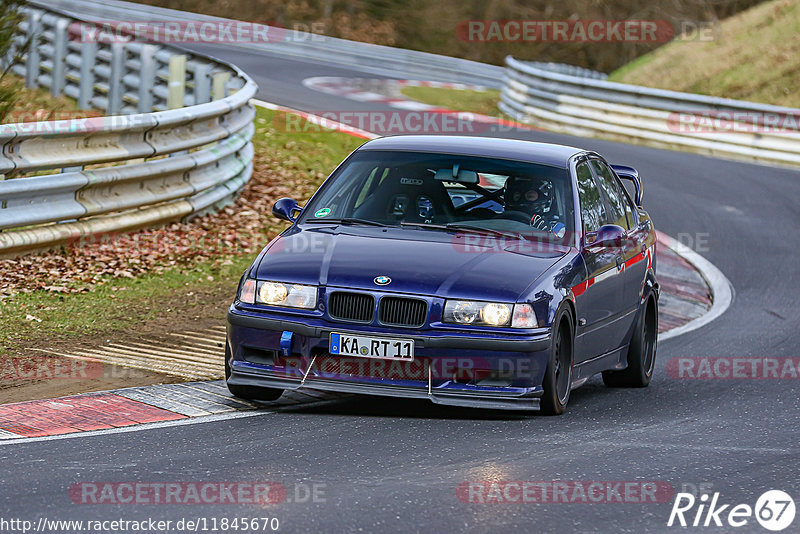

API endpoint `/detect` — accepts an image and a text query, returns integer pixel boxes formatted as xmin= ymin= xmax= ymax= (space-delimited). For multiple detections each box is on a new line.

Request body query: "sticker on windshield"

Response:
xmin=314 ymin=208 xmax=331 ymax=218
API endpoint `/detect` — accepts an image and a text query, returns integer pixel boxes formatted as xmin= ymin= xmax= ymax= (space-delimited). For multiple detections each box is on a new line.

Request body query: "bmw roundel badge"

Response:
xmin=374 ymin=276 xmax=391 ymax=286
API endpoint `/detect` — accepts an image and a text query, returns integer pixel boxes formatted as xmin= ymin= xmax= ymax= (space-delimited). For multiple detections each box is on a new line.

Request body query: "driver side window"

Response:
xmin=590 ymin=160 xmax=632 ymax=230
xmin=576 ymin=162 xmax=605 ymax=233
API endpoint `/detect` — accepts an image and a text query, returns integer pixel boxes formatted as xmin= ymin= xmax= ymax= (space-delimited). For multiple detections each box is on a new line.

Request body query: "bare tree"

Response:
xmin=0 ymin=0 xmax=30 ymax=122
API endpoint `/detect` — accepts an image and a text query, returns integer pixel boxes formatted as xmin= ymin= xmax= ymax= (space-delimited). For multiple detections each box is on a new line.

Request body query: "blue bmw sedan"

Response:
xmin=226 ymin=136 xmax=658 ymax=414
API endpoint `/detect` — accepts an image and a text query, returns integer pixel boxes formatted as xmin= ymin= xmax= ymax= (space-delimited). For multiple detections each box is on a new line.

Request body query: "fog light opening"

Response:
xmin=475 ymin=369 xmax=514 ymax=387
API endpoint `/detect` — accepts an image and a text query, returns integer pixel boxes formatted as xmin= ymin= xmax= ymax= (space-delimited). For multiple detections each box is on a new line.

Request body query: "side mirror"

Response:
xmin=611 ymin=164 xmax=643 ymax=207
xmin=273 ymin=197 xmax=302 ymax=222
xmin=586 ymin=224 xmax=626 ymax=249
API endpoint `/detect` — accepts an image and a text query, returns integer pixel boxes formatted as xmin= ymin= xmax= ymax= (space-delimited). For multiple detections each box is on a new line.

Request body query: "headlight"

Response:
xmin=443 ymin=300 xmax=538 ymax=328
xmin=481 ymin=302 xmax=511 ymax=326
xmin=257 ymin=281 xmax=317 ymax=309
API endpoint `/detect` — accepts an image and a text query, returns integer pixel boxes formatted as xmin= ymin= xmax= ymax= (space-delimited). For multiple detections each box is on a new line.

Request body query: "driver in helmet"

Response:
xmin=502 ymin=177 xmax=553 ymax=230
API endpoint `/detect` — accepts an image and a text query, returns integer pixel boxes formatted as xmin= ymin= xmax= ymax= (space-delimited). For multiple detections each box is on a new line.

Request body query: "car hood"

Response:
xmin=255 ymin=226 xmax=568 ymax=302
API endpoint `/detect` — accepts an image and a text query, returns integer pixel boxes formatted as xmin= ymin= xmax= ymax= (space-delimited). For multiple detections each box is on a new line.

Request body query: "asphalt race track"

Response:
xmin=2 ymin=19 xmax=800 ymax=534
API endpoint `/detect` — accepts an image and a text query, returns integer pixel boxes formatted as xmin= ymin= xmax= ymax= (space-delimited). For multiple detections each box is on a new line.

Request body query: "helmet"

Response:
xmin=504 ymin=177 xmax=552 ymax=215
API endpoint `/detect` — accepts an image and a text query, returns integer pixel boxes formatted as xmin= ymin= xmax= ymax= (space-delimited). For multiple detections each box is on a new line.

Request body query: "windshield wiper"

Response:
xmin=445 ymin=223 xmax=523 ymax=240
xmin=306 ymin=217 xmax=389 ymax=227
xmin=400 ymin=221 xmax=521 ymax=240
xmin=400 ymin=221 xmax=449 ymax=230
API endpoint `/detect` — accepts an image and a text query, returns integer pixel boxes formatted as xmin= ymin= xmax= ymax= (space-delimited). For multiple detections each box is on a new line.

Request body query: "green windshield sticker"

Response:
xmin=314 ymin=208 xmax=331 ymax=218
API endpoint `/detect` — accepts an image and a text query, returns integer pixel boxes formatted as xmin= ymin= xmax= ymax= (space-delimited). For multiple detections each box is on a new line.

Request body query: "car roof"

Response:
xmin=357 ymin=135 xmax=587 ymax=168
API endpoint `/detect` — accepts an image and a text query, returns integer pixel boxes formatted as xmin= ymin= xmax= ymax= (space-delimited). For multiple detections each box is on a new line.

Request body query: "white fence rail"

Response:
xmin=500 ymin=56 xmax=800 ymax=168
xmin=0 ymin=5 xmax=257 ymax=257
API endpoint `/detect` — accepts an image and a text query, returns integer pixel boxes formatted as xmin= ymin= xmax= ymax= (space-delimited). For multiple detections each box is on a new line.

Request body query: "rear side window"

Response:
xmin=576 ymin=162 xmax=605 ymax=233
xmin=590 ymin=160 xmax=631 ymax=230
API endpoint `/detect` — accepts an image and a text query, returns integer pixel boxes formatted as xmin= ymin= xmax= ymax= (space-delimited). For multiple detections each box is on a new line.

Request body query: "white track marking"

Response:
xmin=387 ymin=100 xmax=439 ymax=111
xmin=109 ymin=342 xmax=222 ymax=361
xmin=81 ymin=346 xmax=221 ymax=371
xmin=658 ymin=234 xmax=734 ymax=341
xmin=167 ymin=332 xmax=226 ymax=346
xmin=179 ymin=330 xmax=227 ymax=340
xmin=121 ymin=340 xmax=221 ymax=357
xmin=0 ymin=411 xmax=274 ymax=446
xmin=70 ymin=349 xmax=217 ymax=379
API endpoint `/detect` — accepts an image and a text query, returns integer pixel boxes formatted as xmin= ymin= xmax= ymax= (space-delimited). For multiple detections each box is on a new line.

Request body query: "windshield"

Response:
xmin=299 ymin=150 xmax=574 ymax=240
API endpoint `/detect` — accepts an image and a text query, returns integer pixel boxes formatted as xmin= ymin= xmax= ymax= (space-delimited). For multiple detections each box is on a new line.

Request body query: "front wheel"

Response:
xmin=225 ymin=342 xmax=284 ymax=401
xmin=540 ymin=310 xmax=574 ymax=415
xmin=602 ymin=295 xmax=657 ymax=388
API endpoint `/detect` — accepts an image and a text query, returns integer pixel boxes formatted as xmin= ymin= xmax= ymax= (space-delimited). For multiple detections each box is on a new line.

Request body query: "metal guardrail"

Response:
xmin=39 ymin=0 xmax=505 ymax=88
xmin=500 ymin=56 xmax=800 ymax=168
xmin=0 ymin=5 xmax=257 ymax=257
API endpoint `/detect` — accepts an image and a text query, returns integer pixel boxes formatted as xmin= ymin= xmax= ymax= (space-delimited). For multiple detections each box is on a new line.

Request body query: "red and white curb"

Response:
xmin=254 ymin=99 xmax=377 ymax=140
xmin=0 ymin=381 xmax=342 ymax=444
xmin=656 ymin=232 xmax=733 ymax=341
xmin=299 ymin=75 xmax=539 ymax=132
xmin=302 ymin=76 xmax=488 ymax=109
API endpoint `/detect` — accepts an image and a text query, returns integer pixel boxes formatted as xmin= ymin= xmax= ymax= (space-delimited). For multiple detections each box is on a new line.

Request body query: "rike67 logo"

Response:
xmin=668 ymin=490 xmax=795 ymax=531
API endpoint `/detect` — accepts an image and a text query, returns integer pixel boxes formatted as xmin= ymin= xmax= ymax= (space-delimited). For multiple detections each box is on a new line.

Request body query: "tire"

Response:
xmin=602 ymin=295 xmax=657 ymax=388
xmin=540 ymin=310 xmax=574 ymax=415
xmin=225 ymin=342 xmax=284 ymax=401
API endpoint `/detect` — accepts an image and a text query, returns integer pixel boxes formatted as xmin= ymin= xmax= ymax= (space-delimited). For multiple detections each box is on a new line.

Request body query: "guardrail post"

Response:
xmin=167 ymin=55 xmax=186 ymax=109
xmin=138 ymin=45 xmax=157 ymax=113
xmin=212 ymin=72 xmax=230 ymax=100
xmin=50 ymin=18 xmax=70 ymax=97
xmin=24 ymin=11 xmax=42 ymax=89
xmin=78 ymin=37 xmax=97 ymax=110
xmin=107 ymin=42 xmax=125 ymax=115
xmin=193 ymin=63 xmax=212 ymax=105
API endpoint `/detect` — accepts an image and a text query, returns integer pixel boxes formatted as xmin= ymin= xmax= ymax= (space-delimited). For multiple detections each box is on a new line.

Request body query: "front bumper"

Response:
xmin=227 ymin=307 xmax=552 ymax=411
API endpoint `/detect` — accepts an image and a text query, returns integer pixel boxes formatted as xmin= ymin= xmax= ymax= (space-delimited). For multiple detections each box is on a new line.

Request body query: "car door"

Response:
xmin=589 ymin=159 xmax=644 ymax=348
xmin=573 ymin=160 xmax=621 ymax=362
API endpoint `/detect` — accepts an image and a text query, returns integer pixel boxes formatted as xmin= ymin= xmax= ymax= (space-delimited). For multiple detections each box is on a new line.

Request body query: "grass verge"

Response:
xmin=0 ymin=75 xmax=102 ymax=123
xmin=400 ymin=86 xmax=502 ymax=117
xmin=608 ymin=0 xmax=800 ymax=107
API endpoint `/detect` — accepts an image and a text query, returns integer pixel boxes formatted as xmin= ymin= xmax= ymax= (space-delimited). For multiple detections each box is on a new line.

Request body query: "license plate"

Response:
xmin=329 ymin=333 xmax=414 ymax=361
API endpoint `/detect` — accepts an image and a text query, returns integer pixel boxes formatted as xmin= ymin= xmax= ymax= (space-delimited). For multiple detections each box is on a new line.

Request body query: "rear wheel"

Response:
xmin=225 ymin=342 xmax=284 ymax=401
xmin=540 ymin=311 xmax=574 ymax=415
xmin=602 ymin=296 xmax=657 ymax=388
